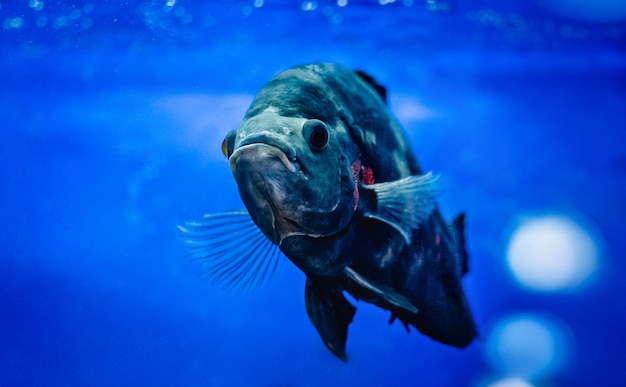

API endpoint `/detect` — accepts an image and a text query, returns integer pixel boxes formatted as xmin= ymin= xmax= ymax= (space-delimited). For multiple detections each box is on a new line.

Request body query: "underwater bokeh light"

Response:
xmin=485 ymin=313 xmax=573 ymax=383
xmin=505 ymin=215 xmax=600 ymax=293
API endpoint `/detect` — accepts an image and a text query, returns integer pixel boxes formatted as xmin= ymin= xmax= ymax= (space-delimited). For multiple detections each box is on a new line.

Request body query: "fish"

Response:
xmin=180 ymin=62 xmax=477 ymax=361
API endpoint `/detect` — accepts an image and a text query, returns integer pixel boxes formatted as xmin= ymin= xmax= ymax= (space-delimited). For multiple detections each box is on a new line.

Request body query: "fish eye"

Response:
xmin=221 ymin=130 xmax=237 ymax=158
xmin=303 ymin=119 xmax=329 ymax=151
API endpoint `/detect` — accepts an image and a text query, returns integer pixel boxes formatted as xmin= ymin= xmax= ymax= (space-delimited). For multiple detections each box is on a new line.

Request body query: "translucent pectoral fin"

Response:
xmin=178 ymin=210 xmax=284 ymax=292
xmin=305 ymin=277 xmax=356 ymax=362
xmin=362 ymin=172 xmax=439 ymax=244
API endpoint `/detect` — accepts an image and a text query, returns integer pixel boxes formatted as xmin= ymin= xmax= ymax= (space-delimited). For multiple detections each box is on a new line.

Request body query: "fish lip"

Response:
xmin=230 ymin=136 xmax=300 ymax=173
xmin=236 ymin=132 xmax=297 ymax=161
xmin=231 ymin=143 xmax=298 ymax=173
xmin=228 ymin=143 xmax=298 ymax=246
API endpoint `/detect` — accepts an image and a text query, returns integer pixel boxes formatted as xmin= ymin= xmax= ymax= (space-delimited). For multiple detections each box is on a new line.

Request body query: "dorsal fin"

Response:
xmin=452 ymin=213 xmax=470 ymax=276
xmin=355 ymin=70 xmax=387 ymax=104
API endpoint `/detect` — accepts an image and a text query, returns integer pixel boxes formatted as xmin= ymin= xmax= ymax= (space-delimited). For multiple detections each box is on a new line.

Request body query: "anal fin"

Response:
xmin=305 ymin=277 xmax=356 ymax=362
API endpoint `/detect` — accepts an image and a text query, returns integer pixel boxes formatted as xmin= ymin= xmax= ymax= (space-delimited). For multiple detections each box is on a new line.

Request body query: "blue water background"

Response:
xmin=1 ymin=1 xmax=625 ymax=386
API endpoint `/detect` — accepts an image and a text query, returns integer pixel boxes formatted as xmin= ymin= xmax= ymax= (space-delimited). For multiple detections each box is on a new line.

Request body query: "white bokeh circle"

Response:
xmin=506 ymin=215 xmax=599 ymax=292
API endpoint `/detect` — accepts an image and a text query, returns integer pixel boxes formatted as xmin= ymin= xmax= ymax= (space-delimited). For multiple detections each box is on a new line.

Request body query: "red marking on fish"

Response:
xmin=361 ymin=166 xmax=375 ymax=185
xmin=351 ymin=158 xmax=361 ymax=211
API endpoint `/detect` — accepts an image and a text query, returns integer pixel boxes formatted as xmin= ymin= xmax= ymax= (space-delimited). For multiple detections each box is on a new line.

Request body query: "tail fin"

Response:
xmin=452 ymin=213 xmax=470 ymax=276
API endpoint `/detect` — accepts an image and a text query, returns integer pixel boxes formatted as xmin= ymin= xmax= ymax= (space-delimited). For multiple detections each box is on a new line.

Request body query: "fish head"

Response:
xmin=223 ymin=109 xmax=357 ymax=246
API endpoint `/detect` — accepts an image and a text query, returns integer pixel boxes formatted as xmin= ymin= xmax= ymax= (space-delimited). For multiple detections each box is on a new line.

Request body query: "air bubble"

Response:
xmin=29 ymin=0 xmax=44 ymax=12
xmin=3 ymin=17 xmax=24 ymax=30
xmin=301 ymin=1 xmax=318 ymax=11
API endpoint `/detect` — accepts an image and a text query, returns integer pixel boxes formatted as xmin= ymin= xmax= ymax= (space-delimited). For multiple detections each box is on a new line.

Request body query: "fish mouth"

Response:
xmin=229 ymin=143 xmax=301 ymax=245
xmin=229 ymin=139 xmax=346 ymax=245
xmin=233 ymin=143 xmax=297 ymax=173
xmin=233 ymin=132 xmax=298 ymax=173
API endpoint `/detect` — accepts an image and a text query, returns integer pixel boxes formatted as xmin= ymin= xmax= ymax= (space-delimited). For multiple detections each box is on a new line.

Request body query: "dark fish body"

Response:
xmin=183 ymin=63 xmax=477 ymax=361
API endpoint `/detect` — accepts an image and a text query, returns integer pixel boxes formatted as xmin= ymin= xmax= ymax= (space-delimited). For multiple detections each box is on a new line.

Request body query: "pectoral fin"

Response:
xmin=362 ymin=172 xmax=439 ymax=244
xmin=178 ymin=210 xmax=284 ymax=292
xmin=304 ymin=277 xmax=356 ymax=362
